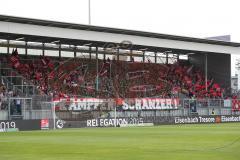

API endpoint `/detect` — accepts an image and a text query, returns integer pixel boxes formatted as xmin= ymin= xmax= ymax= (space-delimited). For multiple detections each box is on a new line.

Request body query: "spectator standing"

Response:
xmin=16 ymin=96 xmax=21 ymax=115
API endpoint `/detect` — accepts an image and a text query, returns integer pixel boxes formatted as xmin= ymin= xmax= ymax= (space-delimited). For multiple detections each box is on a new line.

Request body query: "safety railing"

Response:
xmin=1 ymin=97 xmax=240 ymax=121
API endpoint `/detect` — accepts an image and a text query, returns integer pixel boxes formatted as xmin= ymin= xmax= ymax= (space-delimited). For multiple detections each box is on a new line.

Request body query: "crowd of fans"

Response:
xmin=8 ymin=49 xmax=99 ymax=99
xmin=165 ymin=62 xmax=223 ymax=98
xmin=0 ymin=83 xmax=7 ymax=110
xmin=0 ymin=82 xmax=14 ymax=110
xmin=5 ymin=48 xmax=224 ymax=100
xmin=111 ymin=60 xmax=224 ymax=99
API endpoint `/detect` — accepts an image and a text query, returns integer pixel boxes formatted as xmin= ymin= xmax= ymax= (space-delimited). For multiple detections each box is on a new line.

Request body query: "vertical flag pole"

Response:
xmin=114 ymin=105 xmax=117 ymax=127
xmin=53 ymin=101 xmax=56 ymax=130
xmin=205 ymin=54 xmax=208 ymax=93
xmin=88 ymin=0 xmax=91 ymax=25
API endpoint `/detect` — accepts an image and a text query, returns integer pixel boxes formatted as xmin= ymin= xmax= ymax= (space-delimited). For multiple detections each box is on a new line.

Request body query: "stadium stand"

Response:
xmin=4 ymin=48 xmax=224 ymax=100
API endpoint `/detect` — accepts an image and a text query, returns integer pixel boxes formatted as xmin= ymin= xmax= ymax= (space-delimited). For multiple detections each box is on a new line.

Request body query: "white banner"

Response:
xmin=54 ymin=98 xmax=179 ymax=111
xmin=121 ymin=98 xmax=179 ymax=110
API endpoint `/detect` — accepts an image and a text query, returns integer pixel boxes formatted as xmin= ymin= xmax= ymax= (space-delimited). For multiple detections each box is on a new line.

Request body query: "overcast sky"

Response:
xmin=0 ymin=0 xmax=240 ymax=75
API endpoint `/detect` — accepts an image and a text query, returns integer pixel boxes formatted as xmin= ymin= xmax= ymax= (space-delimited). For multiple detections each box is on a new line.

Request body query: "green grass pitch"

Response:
xmin=0 ymin=123 xmax=240 ymax=160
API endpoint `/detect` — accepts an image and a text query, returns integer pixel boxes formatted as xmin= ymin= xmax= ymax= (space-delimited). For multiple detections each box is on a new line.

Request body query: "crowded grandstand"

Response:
xmin=0 ymin=15 xmax=240 ymax=129
xmin=3 ymin=48 xmax=224 ymax=99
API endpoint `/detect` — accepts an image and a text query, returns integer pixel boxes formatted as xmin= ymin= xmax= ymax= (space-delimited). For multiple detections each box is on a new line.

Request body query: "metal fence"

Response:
xmin=0 ymin=97 xmax=239 ymax=121
xmin=0 ymin=96 xmax=53 ymax=121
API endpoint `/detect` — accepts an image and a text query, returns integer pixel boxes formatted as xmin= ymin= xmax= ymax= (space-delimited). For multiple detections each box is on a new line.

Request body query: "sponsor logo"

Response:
xmin=216 ymin=116 xmax=221 ymax=123
xmin=56 ymin=120 xmax=65 ymax=129
xmin=221 ymin=116 xmax=240 ymax=122
xmin=175 ymin=117 xmax=199 ymax=124
xmin=174 ymin=116 xmax=215 ymax=124
xmin=87 ymin=118 xmax=143 ymax=127
xmin=41 ymin=119 xmax=49 ymax=130
xmin=174 ymin=115 xmax=240 ymax=124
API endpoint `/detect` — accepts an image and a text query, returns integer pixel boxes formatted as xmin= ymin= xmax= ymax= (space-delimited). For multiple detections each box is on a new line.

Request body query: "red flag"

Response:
xmin=48 ymin=71 xmax=55 ymax=79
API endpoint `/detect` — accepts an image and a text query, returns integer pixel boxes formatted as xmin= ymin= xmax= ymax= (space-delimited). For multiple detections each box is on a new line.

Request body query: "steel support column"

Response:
xmin=96 ymin=47 xmax=99 ymax=92
xmin=205 ymin=54 xmax=208 ymax=92
xmin=154 ymin=52 xmax=157 ymax=63
xmin=42 ymin=43 xmax=45 ymax=56
xmin=143 ymin=51 xmax=145 ymax=62
xmin=74 ymin=46 xmax=77 ymax=58
xmin=7 ymin=40 xmax=10 ymax=54
xmin=117 ymin=48 xmax=119 ymax=61
xmin=59 ymin=44 xmax=61 ymax=59
xmin=25 ymin=42 xmax=28 ymax=56
xmin=89 ymin=46 xmax=92 ymax=59
xmin=166 ymin=52 xmax=169 ymax=64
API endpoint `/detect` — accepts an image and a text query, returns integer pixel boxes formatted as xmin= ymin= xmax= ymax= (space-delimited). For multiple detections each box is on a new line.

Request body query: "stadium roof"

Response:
xmin=0 ymin=14 xmax=240 ymax=54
